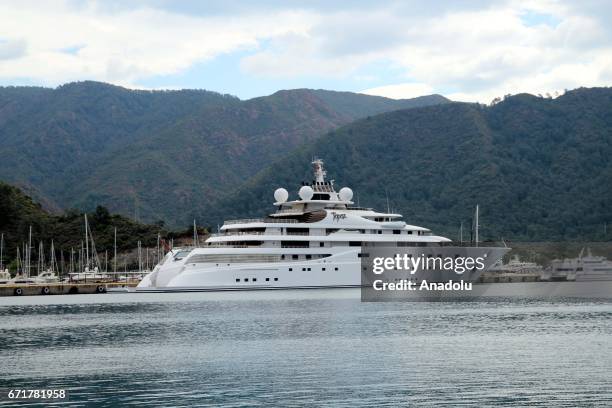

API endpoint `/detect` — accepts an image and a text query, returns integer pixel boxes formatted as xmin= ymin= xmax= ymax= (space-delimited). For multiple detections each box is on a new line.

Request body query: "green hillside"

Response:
xmin=201 ymin=87 xmax=612 ymax=241
xmin=0 ymin=182 xmax=168 ymax=270
xmin=0 ymin=82 xmax=448 ymax=226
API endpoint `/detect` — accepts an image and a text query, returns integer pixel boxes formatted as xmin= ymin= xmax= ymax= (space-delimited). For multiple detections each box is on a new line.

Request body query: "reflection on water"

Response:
xmin=0 ymin=286 xmax=611 ymax=407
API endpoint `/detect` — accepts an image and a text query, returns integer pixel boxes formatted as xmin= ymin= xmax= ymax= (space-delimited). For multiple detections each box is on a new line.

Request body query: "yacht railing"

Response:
xmin=209 ymin=231 xmax=265 ymax=237
xmin=211 ymin=230 xmax=310 ymax=238
xmin=224 ymin=218 xmax=265 ymax=225
xmin=224 ymin=218 xmax=298 ymax=225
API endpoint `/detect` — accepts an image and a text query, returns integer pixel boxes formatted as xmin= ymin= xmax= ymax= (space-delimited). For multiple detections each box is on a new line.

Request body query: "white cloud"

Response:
xmin=0 ymin=0 xmax=610 ymax=102
xmin=0 ymin=0 xmax=309 ymax=87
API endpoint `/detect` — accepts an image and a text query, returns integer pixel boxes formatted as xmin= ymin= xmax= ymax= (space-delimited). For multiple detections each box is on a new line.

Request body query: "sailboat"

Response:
xmin=0 ymin=233 xmax=10 ymax=283
xmin=34 ymin=240 xmax=60 ymax=283
xmin=69 ymin=214 xmax=109 ymax=282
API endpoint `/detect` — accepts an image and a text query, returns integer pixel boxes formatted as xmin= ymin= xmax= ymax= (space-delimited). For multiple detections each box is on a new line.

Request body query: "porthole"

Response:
xmin=274 ymin=278 xmax=278 ymax=281
xmin=244 ymin=278 xmax=249 ymax=282
xmin=253 ymin=278 xmax=257 ymax=282
xmin=266 ymin=278 xmax=270 ymax=282
xmin=235 ymin=278 xmax=240 ymax=282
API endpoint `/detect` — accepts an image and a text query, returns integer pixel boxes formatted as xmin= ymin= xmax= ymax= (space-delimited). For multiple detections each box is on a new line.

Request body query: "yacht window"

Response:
xmin=236 ymin=278 xmax=240 ymax=282
xmin=306 ymin=254 xmax=312 ymax=260
xmin=292 ymin=255 xmax=299 ymax=260
xmin=173 ymin=249 xmax=192 ymax=260
xmin=274 ymin=278 xmax=278 ymax=281
xmin=408 ymin=231 xmax=413 ymax=235
xmin=334 ymin=267 xmax=339 ymax=271
xmin=307 ymin=268 xmax=311 ymax=271
xmin=302 ymin=268 xmax=306 ymax=271
xmin=266 ymin=278 xmax=270 ymax=281
xmin=253 ymin=278 xmax=257 ymax=282
xmin=320 ymin=242 xmax=324 ymax=247
xmin=393 ymin=230 xmax=401 ymax=234
xmin=322 ymin=267 xmax=326 ymax=271
xmin=349 ymin=241 xmax=361 ymax=247
xmin=312 ymin=193 xmax=330 ymax=200
xmin=377 ymin=231 xmax=382 ymax=234
xmin=244 ymin=278 xmax=249 ymax=282
xmin=282 ymin=241 xmax=309 ymax=248
xmin=281 ymin=255 xmax=285 ymax=260
xmin=289 ymin=268 xmax=293 ymax=271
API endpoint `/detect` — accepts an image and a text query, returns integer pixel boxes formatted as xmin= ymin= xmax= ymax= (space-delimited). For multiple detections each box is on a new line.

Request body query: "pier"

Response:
xmin=0 ymin=282 xmax=137 ymax=296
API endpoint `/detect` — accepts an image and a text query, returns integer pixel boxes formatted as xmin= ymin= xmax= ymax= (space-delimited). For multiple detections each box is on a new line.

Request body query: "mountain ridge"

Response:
xmin=0 ymin=81 xmax=449 ymax=225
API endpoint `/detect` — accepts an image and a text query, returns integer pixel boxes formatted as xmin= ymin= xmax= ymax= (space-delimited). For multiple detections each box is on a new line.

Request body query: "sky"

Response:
xmin=0 ymin=0 xmax=611 ymax=102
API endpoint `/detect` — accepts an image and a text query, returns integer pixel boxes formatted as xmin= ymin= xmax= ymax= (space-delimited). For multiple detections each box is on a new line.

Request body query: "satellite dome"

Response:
xmin=274 ymin=188 xmax=289 ymax=203
xmin=298 ymin=186 xmax=314 ymax=201
xmin=339 ymin=187 xmax=353 ymax=201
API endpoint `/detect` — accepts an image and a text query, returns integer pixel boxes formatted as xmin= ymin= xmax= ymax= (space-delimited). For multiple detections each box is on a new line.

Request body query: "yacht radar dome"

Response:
xmin=339 ymin=187 xmax=353 ymax=201
xmin=299 ymin=185 xmax=314 ymax=201
xmin=274 ymin=188 xmax=289 ymax=203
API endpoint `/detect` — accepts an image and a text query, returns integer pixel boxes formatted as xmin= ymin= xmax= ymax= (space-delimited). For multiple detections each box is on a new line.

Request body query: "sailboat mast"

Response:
xmin=50 ymin=240 xmax=55 ymax=273
xmin=114 ymin=228 xmax=117 ymax=273
xmin=27 ymin=226 xmax=32 ymax=277
xmin=474 ymin=204 xmax=479 ymax=247
xmin=84 ymin=214 xmax=90 ymax=269
xmin=193 ymin=219 xmax=198 ymax=247
xmin=0 ymin=233 xmax=3 ymax=271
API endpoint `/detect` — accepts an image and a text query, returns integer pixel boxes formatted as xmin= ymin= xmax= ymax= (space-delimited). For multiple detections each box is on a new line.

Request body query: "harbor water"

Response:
xmin=0 ymin=283 xmax=611 ymax=407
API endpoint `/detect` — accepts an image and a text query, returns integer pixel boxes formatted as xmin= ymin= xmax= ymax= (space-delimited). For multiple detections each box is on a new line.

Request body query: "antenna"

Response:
xmin=193 ymin=219 xmax=198 ymax=247
xmin=459 ymin=221 xmax=463 ymax=244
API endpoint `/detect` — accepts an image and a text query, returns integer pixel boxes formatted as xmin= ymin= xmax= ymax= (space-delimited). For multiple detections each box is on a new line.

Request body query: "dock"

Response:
xmin=479 ymin=272 xmax=540 ymax=283
xmin=0 ymin=282 xmax=138 ymax=296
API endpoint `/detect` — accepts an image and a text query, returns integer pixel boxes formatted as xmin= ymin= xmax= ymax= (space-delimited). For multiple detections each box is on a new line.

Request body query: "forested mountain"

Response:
xmin=0 ymin=81 xmax=448 ymax=224
xmin=201 ymin=87 xmax=612 ymax=241
xmin=0 ymin=182 xmax=168 ymax=269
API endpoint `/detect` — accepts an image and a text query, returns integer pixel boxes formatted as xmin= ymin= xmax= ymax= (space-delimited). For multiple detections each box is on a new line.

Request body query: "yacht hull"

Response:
xmin=136 ymin=246 xmax=508 ymax=292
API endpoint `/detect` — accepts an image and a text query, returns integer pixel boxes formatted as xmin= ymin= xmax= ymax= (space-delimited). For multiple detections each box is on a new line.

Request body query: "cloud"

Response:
xmin=0 ymin=38 xmax=27 ymax=60
xmin=0 ymin=0 xmax=610 ymax=102
xmin=0 ymin=1 xmax=308 ymax=87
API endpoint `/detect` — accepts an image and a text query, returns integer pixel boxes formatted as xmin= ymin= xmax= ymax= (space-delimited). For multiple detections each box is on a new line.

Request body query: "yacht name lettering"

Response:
xmin=332 ymin=213 xmax=347 ymax=222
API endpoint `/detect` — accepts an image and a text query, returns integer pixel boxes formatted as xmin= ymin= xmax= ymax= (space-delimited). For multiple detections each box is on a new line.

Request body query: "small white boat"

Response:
xmin=34 ymin=269 xmax=60 ymax=283
xmin=69 ymin=267 xmax=110 ymax=282
xmin=0 ymin=269 xmax=11 ymax=284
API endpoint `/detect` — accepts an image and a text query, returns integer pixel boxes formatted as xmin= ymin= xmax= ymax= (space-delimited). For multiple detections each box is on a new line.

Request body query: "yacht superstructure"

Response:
xmin=137 ymin=159 xmax=507 ymax=292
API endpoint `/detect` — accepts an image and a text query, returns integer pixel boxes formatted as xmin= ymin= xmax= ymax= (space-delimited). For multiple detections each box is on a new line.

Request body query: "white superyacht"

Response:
xmin=138 ymin=159 xmax=507 ymax=292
